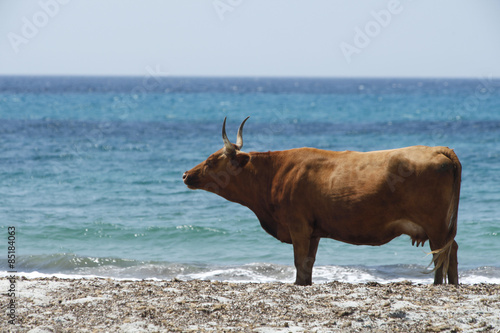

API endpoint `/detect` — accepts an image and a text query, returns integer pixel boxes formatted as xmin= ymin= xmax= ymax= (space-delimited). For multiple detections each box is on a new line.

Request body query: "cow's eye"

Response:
xmin=204 ymin=160 xmax=214 ymax=173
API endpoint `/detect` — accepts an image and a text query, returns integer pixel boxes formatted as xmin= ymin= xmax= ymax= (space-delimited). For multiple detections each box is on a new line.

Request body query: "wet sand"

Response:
xmin=1 ymin=277 xmax=499 ymax=332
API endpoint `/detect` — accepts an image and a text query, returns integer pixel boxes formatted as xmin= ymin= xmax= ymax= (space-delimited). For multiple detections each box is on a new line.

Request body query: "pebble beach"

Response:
xmin=1 ymin=277 xmax=499 ymax=332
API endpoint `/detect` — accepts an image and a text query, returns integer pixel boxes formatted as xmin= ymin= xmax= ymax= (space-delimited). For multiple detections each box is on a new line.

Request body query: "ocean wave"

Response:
xmin=1 ymin=254 xmax=499 ymax=284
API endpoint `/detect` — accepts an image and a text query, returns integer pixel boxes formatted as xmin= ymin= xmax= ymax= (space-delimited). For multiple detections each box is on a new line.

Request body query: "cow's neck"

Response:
xmin=220 ymin=151 xmax=276 ymax=214
xmin=218 ymin=150 xmax=288 ymax=241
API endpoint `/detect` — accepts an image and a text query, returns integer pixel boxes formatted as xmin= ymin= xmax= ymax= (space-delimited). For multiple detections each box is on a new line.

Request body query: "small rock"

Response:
xmin=427 ymin=323 xmax=450 ymax=332
xmin=388 ymin=310 xmax=406 ymax=319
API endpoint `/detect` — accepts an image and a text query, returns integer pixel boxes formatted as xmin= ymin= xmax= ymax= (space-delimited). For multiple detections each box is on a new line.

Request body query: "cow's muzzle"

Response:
xmin=183 ymin=171 xmax=199 ymax=189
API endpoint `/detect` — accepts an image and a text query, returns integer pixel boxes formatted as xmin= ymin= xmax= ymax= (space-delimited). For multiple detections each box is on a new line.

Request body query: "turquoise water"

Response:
xmin=0 ymin=76 xmax=499 ymax=283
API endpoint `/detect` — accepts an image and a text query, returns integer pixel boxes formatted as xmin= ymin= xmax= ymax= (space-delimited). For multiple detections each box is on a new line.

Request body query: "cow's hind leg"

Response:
xmin=429 ymin=240 xmax=445 ymax=284
xmin=429 ymin=238 xmax=458 ymax=285
xmin=291 ymin=236 xmax=320 ymax=286
xmin=447 ymin=241 xmax=459 ymax=285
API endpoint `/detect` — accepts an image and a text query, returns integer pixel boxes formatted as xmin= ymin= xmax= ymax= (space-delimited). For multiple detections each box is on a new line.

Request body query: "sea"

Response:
xmin=0 ymin=76 xmax=499 ymax=284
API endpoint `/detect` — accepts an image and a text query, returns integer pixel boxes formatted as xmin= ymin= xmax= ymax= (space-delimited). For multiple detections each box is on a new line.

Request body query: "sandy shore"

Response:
xmin=1 ymin=277 xmax=499 ymax=332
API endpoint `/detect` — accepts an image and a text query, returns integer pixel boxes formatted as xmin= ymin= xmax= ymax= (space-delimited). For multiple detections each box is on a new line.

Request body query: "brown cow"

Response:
xmin=183 ymin=117 xmax=461 ymax=285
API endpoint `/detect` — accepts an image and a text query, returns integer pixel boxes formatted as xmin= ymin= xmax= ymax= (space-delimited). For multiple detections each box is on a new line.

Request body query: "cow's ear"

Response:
xmin=234 ymin=152 xmax=250 ymax=168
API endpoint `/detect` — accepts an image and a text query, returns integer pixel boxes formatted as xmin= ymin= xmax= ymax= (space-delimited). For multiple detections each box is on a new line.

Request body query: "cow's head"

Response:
xmin=183 ymin=117 xmax=251 ymax=194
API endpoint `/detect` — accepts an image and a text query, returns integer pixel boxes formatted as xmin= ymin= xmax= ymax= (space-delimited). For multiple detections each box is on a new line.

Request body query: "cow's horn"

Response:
xmin=236 ymin=116 xmax=250 ymax=149
xmin=222 ymin=117 xmax=236 ymax=155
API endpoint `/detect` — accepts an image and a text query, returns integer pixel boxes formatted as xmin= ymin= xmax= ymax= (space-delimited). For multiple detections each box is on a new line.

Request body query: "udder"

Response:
xmin=393 ymin=219 xmax=428 ymax=247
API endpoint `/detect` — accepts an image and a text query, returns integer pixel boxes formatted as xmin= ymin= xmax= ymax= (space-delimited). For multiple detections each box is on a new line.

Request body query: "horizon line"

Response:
xmin=1 ymin=74 xmax=500 ymax=81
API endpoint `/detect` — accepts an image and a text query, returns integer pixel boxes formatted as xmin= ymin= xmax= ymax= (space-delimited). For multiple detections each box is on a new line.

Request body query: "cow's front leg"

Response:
xmin=291 ymin=236 xmax=320 ymax=286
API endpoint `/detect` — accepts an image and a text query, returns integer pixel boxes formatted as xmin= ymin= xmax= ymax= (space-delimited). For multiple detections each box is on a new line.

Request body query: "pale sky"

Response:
xmin=1 ymin=0 xmax=500 ymax=78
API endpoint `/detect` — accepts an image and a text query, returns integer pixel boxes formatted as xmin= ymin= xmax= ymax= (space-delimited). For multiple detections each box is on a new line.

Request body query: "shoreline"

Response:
xmin=1 ymin=277 xmax=499 ymax=332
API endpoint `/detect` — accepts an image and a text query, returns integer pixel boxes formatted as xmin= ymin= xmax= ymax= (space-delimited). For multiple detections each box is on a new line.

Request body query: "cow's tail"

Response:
xmin=428 ymin=149 xmax=461 ymax=283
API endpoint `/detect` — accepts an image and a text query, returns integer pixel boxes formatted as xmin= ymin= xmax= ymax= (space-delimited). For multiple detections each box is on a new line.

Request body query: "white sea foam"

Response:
xmin=2 ymin=264 xmax=499 ymax=284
